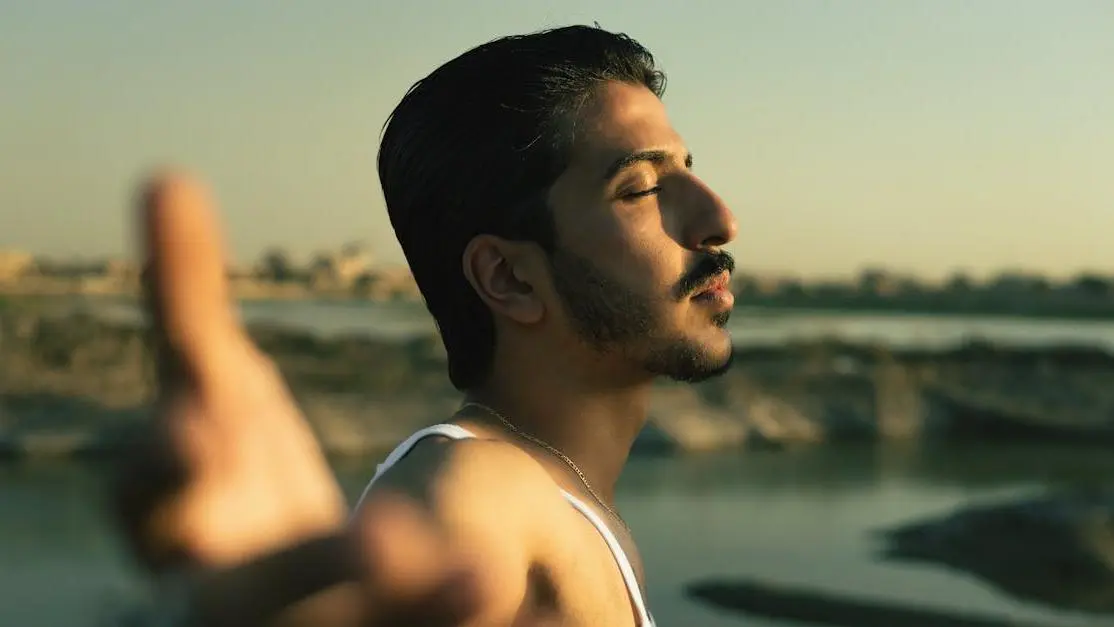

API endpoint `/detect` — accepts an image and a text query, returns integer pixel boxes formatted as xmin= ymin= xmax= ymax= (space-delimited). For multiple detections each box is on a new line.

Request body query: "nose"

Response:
xmin=680 ymin=175 xmax=738 ymax=250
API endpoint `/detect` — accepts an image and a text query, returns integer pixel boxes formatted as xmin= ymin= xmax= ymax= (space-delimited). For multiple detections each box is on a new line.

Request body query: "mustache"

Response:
xmin=674 ymin=250 xmax=735 ymax=299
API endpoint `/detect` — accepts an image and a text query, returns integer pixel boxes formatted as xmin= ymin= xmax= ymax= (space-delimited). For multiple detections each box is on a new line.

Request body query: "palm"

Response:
xmin=161 ymin=340 xmax=346 ymax=566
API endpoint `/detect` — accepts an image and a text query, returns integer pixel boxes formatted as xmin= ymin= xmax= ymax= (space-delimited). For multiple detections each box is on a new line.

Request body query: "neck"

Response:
xmin=465 ymin=344 xmax=653 ymax=503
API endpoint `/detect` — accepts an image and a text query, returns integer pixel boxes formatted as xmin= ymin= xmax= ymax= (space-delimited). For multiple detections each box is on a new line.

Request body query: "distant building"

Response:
xmin=0 ymin=250 xmax=35 ymax=282
xmin=308 ymin=243 xmax=373 ymax=290
xmin=104 ymin=259 xmax=138 ymax=280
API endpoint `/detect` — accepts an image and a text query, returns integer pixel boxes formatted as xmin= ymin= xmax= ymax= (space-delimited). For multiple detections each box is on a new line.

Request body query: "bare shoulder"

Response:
xmin=353 ymin=437 xmax=564 ymax=623
xmin=367 ymin=436 xmax=563 ymax=514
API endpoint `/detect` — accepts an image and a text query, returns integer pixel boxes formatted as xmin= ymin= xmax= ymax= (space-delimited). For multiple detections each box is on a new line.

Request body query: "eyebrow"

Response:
xmin=602 ymin=149 xmax=693 ymax=181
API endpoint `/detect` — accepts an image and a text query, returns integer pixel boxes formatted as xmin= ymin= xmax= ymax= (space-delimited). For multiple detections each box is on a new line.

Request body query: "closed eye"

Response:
xmin=622 ymin=186 xmax=662 ymax=201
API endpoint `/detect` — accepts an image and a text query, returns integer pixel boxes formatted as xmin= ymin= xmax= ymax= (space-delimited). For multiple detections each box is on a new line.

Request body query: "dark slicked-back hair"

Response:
xmin=378 ymin=25 xmax=666 ymax=390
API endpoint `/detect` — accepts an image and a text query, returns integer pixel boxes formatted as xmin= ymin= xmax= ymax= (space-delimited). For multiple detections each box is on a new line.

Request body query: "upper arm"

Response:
xmin=352 ymin=439 xmax=558 ymax=626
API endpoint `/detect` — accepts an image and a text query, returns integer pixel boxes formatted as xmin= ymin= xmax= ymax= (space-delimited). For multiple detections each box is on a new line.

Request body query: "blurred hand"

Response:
xmin=111 ymin=172 xmax=479 ymax=626
xmin=117 ymin=174 xmax=346 ymax=568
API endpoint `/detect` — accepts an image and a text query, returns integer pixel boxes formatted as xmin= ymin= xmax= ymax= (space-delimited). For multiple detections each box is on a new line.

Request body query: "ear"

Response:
xmin=461 ymin=235 xmax=546 ymax=325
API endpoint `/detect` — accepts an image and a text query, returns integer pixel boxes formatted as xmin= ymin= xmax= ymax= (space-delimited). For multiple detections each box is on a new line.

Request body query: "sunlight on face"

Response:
xmin=544 ymin=81 xmax=739 ymax=382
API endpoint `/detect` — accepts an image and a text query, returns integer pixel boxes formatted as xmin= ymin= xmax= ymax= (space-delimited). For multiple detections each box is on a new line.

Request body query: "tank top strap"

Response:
xmin=559 ymin=490 xmax=655 ymax=626
xmin=354 ymin=424 xmax=654 ymax=626
xmin=353 ymin=423 xmax=477 ymax=511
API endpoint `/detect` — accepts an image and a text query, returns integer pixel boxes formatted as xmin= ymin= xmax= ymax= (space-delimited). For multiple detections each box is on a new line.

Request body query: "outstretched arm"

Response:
xmin=110 ymin=173 xmax=481 ymax=627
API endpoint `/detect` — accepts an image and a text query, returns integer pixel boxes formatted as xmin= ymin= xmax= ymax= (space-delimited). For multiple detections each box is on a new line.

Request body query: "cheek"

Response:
xmin=595 ymin=215 xmax=685 ymax=292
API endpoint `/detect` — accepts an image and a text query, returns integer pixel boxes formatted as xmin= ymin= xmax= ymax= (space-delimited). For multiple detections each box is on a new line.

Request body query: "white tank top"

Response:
xmin=354 ymin=424 xmax=656 ymax=627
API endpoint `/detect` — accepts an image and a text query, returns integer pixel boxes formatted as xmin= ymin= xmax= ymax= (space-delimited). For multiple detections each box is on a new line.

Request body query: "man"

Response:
xmin=117 ymin=24 xmax=736 ymax=627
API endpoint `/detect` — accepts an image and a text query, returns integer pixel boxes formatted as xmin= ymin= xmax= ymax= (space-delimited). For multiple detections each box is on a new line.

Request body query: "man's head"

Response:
xmin=379 ymin=25 xmax=738 ymax=391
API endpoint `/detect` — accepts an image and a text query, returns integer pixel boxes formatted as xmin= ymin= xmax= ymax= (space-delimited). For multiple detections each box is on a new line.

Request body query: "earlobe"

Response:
xmin=462 ymin=236 xmax=545 ymax=325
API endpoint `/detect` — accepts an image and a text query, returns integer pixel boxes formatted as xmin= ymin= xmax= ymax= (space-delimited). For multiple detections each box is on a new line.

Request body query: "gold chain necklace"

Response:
xmin=459 ymin=401 xmax=630 ymax=532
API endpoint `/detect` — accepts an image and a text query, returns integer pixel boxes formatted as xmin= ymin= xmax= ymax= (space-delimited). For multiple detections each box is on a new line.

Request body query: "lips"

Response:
xmin=693 ymin=271 xmax=731 ymax=298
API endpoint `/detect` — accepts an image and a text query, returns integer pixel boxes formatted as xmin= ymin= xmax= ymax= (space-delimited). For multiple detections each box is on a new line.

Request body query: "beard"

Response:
xmin=546 ymin=248 xmax=735 ymax=383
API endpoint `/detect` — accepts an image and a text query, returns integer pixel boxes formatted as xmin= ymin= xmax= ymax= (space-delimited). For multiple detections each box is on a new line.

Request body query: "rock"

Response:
xmin=876 ymin=490 xmax=1114 ymax=614
xmin=686 ymin=577 xmax=1049 ymax=627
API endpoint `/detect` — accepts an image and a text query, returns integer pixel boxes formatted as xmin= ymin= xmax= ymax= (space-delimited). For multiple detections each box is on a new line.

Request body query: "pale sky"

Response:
xmin=2 ymin=0 xmax=1112 ymax=279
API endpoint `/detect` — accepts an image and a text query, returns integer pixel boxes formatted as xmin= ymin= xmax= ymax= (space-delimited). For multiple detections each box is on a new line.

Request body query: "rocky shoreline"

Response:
xmin=3 ymin=307 xmax=1114 ymax=459
xmin=688 ymin=488 xmax=1114 ymax=621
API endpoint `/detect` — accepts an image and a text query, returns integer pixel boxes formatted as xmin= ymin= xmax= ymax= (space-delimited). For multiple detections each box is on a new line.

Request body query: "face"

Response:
xmin=544 ymin=81 xmax=739 ymax=383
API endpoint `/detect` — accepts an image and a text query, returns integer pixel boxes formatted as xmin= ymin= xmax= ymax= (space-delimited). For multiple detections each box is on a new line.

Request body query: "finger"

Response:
xmin=137 ymin=172 xmax=242 ymax=379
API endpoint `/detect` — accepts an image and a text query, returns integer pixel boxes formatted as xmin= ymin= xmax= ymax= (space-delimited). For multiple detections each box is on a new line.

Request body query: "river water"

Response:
xmin=78 ymin=296 xmax=1114 ymax=349
xmin=3 ymin=300 xmax=1113 ymax=626
xmin=2 ymin=445 xmax=1110 ymax=627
